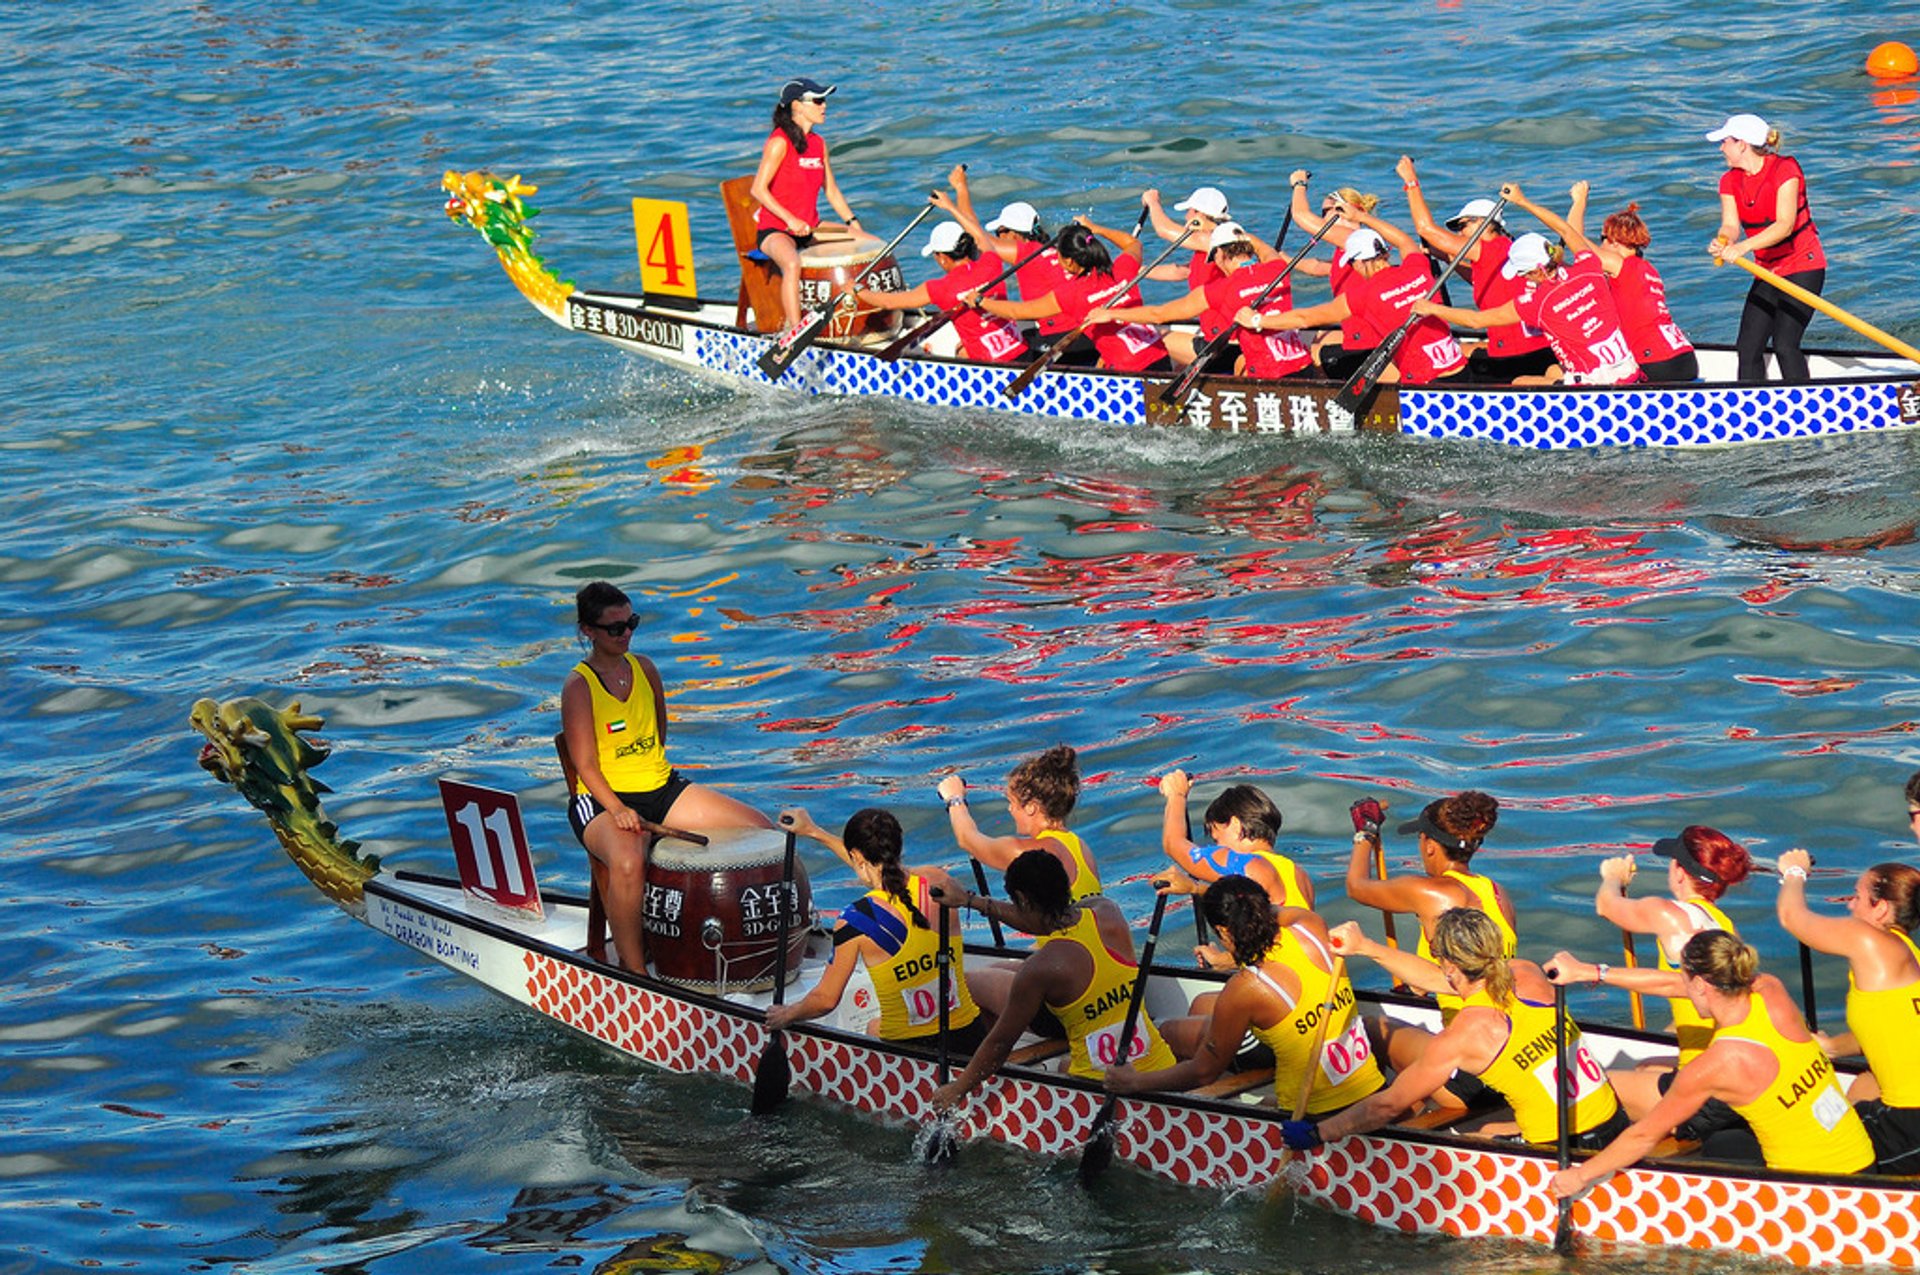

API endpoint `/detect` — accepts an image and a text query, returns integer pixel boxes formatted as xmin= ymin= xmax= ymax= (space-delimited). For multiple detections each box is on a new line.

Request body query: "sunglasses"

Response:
xmin=800 ymin=93 xmax=830 ymax=104
xmin=589 ymin=616 xmax=642 ymax=636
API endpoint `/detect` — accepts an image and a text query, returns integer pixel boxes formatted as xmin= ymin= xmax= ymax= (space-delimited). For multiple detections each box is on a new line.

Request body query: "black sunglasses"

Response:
xmin=589 ymin=616 xmax=642 ymax=636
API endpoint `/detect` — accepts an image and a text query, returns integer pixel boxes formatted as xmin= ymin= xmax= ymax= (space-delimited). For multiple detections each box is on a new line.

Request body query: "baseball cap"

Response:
xmin=922 ymin=220 xmax=965 ymax=257
xmin=1207 ymin=220 xmax=1249 ymax=251
xmin=1501 ymin=232 xmax=1552 ymax=279
xmin=1705 ymin=113 xmax=1770 ymax=147
xmin=1398 ymin=807 xmax=1471 ymax=854
xmin=779 ymin=77 xmax=837 ymax=106
xmin=1175 ymin=186 xmax=1230 ymax=219
xmin=1445 ymin=197 xmax=1499 ymax=232
xmin=985 ymin=201 xmax=1039 ymax=234
xmin=1652 ymin=835 xmax=1723 ymax=884
xmin=1337 ymin=228 xmax=1386 ymax=265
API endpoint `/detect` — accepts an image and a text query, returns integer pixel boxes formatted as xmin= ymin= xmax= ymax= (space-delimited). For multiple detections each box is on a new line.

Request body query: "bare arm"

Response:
xmin=1544 ymin=950 xmax=1686 ymax=997
xmin=1106 ymin=973 xmax=1257 ymax=1094
xmin=932 ymin=959 xmax=1054 ymax=1107
xmin=1398 ymin=155 xmax=1467 ymax=256
xmin=1504 ymin=181 xmax=1598 ymax=257
xmin=1091 ymin=287 xmax=1209 ymax=326
xmin=1551 ymin=1050 xmax=1731 ymax=1196
xmin=1318 ymin=1015 xmax=1479 ymax=1140
xmin=766 ymin=933 xmax=862 ymax=1028
xmin=1329 ymin=921 xmax=1452 ymax=996
xmin=1411 ymin=298 xmax=1519 ymax=330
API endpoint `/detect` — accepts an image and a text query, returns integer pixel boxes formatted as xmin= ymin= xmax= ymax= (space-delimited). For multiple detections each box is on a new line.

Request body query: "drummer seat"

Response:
xmin=553 ymin=732 xmax=611 ymax=963
xmin=718 ymin=175 xmax=787 ymax=334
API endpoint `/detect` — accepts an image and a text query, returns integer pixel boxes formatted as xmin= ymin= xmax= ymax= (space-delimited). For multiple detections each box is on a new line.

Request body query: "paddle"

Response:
xmin=925 ymin=897 xmax=960 ymax=1163
xmin=1146 ymin=215 xmax=1340 ymax=426
xmin=1077 ymin=888 xmax=1171 ymax=1184
xmin=750 ymin=827 xmax=800 ymax=1114
xmin=969 ymin=858 xmax=1005 ymax=947
xmin=1800 ymin=941 xmax=1820 ymax=1032
xmin=1620 ymin=929 xmax=1647 ymax=1031
xmin=1721 ymin=254 xmax=1920 ymax=367
xmin=1334 ymin=193 xmax=1508 ymax=419
xmin=879 ymin=242 xmax=1053 ymax=362
xmin=1002 ymin=215 xmax=1191 ymax=400
xmin=1276 ymin=955 xmax=1348 ymax=1173
xmin=758 ymin=202 xmax=939 ymax=381
xmin=1552 ymin=982 xmax=1577 ymax=1255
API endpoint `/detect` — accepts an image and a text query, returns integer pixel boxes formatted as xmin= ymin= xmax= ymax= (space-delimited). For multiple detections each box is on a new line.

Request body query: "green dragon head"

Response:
xmin=191 ymin=696 xmax=380 ymax=910
xmin=442 ymin=169 xmax=575 ymax=319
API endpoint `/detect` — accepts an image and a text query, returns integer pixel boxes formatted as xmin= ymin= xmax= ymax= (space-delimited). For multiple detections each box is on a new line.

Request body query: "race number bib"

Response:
xmin=1421 ymin=335 xmax=1463 ymax=366
xmin=980 ymin=324 xmax=1026 ymax=361
xmin=1088 ymin=1021 xmax=1154 ymax=1069
xmin=902 ymin=977 xmax=964 ymax=1029
xmin=1531 ymin=1039 xmax=1608 ymax=1105
xmin=1812 ymin=1083 xmax=1851 ymax=1131
xmin=1116 ymin=322 xmax=1160 ymax=355
xmin=1590 ymin=330 xmax=1632 ymax=367
xmin=1318 ymin=1017 xmax=1373 ymax=1086
xmin=1658 ymin=322 xmax=1688 ymax=352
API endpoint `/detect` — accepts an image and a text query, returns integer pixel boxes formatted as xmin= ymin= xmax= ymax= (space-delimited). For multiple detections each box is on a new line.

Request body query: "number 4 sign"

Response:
xmin=632 ymin=198 xmax=696 ymax=299
xmin=438 ymin=779 xmax=546 ymax=922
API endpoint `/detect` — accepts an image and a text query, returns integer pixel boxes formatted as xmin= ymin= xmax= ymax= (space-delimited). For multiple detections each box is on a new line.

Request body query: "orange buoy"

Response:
xmin=1867 ymin=40 xmax=1918 ymax=78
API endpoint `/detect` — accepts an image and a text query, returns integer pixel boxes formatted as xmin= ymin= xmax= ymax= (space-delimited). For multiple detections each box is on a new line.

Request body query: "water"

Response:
xmin=9 ymin=1 xmax=1920 ymax=1270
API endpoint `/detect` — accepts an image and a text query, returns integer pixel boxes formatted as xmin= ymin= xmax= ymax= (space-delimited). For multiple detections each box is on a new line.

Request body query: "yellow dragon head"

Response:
xmin=442 ymin=170 xmax=574 ymax=319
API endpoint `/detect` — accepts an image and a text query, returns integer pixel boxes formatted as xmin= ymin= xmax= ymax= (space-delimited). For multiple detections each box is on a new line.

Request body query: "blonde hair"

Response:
xmin=1335 ymin=186 xmax=1379 ymax=214
xmin=1430 ymin=908 xmax=1514 ymax=1004
xmin=1680 ymin=930 xmax=1760 ymax=993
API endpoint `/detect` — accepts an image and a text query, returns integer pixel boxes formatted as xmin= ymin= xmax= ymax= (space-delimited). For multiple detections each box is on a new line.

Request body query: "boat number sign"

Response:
xmin=567 ymin=296 xmax=683 ymax=353
xmin=438 ymin=779 xmax=546 ymax=922
xmin=631 ymin=198 xmax=697 ymax=298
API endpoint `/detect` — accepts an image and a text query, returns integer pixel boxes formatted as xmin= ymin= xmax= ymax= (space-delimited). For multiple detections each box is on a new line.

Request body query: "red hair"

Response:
xmin=1602 ymin=203 xmax=1650 ymax=251
xmin=1683 ymin=825 xmax=1751 ymax=901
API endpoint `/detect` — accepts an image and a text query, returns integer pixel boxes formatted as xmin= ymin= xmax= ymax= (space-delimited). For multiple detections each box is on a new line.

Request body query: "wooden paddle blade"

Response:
xmin=923 ymin=1118 xmax=959 ymax=1165
xmin=749 ymin=1032 xmax=790 ymax=1115
xmin=1076 ymin=1101 xmax=1119 ymax=1184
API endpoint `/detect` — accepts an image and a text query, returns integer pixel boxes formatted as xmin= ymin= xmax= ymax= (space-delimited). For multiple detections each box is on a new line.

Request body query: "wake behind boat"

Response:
xmin=442 ymin=171 xmax=1920 ymax=450
xmin=194 ymin=694 xmax=1920 ymax=1269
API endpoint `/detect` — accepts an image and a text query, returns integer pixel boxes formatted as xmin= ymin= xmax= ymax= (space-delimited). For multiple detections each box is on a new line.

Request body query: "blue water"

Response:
xmin=9 ymin=2 xmax=1920 ymax=1271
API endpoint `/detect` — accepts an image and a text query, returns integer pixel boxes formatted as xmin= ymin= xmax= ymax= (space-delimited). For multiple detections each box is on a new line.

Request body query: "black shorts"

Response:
xmin=1316 ymin=343 xmax=1367 ymax=382
xmin=1640 ymin=350 xmax=1700 ymax=383
xmin=755 ymin=226 xmax=816 ymax=253
xmin=1656 ymin=1066 xmax=1750 ymax=1143
xmin=1858 ymin=1098 xmax=1920 ymax=1173
xmin=895 ymin=1014 xmax=994 ymax=1058
xmin=1463 ymin=345 xmax=1558 ymax=383
xmin=567 ymin=770 xmax=691 ymax=844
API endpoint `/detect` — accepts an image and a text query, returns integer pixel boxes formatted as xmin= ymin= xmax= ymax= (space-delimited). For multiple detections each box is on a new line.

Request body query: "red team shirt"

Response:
xmin=1509 ymin=250 xmax=1641 ymax=383
xmin=754 ymin=131 xmax=827 ymax=232
xmin=1470 ymin=235 xmax=1553 ymax=358
xmin=1050 ymin=255 xmax=1168 ymax=371
xmin=1719 ymin=154 xmax=1824 ymax=273
xmin=925 ymin=255 xmax=1027 ymax=363
xmin=1188 ymin=250 xmax=1229 ymax=340
xmin=1014 ymin=247 xmax=1074 ymax=335
xmin=1607 ymin=255 xmax=1692 ymax=365
xmin=1340 ymin=252 xmax=1466 ymax=383
xmin=1201 ymin=260 xmax=1312 ymax=378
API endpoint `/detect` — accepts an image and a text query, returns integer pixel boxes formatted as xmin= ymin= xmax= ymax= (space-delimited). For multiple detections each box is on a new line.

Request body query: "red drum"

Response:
xmin=798 ymin=238 xmax=905 ymax=341
xmin=642 ymin=827 xmax=811 ymax=994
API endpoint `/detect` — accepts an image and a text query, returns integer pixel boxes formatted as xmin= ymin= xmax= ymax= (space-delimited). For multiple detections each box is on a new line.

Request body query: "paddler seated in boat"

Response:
xmin=1151 ymin=769 xmax=1314 ymax=931
xmin=1085 ymin=223 xmax=1314 ymax=381
xmin=929 ymin=849 xmax=1176 ymax=1108
xmin=966 ymin=219 xmax=1173 ymax=373
xmin=1105 ymin=875 xmax=1385 ymax=1114
xmin=1278 ymin=173 xmax=1378 ymax=381
xmin=1545 ymin=930 xmax=1877 ymax=1192
xmin=749 ymin=77 xmax=866 ymax=334
xmin=561 ymin=581 xmax=773 ymax=973
xmin=1411 ymin=183 xmax=1644 ymax=387
xmin=1346 ymin=791 xmax=1514 ymax=1105
xmin=1776 ymin=846 xmax=1920 ymax=1173
xmin=1280 ymin=908 xmax=1629 ymax=1153
xmin=935 ymin=166 xmax=1070 ymax=346
xmin=1137 ymin=186 xmax=1273 ymax=367
xmin=938 ymin=744 xmax=1103 ymax=901
xmin=764 ymin=806 xmax=992 ymax=1055
xmin=852 ymin=217 xmax=1029 ymax=363
xmin=1247 ymin=206 xmax=1468 ymax=388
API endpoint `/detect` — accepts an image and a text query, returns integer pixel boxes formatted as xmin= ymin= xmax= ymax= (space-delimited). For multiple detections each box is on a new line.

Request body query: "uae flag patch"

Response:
xmin=604 ymin=719 xmax=628 ymax=735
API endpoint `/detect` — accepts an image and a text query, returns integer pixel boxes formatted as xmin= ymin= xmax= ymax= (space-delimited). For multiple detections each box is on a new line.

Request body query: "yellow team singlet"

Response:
xmin=1247 ymin=925 xmax=1385 ymax=1114
xmin=1847 ymin=928 xmax=1920 ymax=1107
xmin=847 ymin=875 xmax=980 ymax=1042
xmin=573 ymin=655 xmax=670 ymax=793
xmin=1417 ymin=870 xmax=1517 ymax=1018
xmin=1656 ymin=898 xmax=1734 ymax=1064
xmin=1717 ymin=992 xmax=1876 ymax=1174
xmin=1460 ymin=986 xmax=1620 ymax=1145
xmin=1036 ymin=827 xmax=1103 ymax=901
xmin=1038 ymin=907 xmax=1175 ymax=1079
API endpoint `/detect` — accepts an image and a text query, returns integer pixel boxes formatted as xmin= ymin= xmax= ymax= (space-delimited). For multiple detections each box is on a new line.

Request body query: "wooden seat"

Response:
xmin=718 ymin=175 xmax=785 ymax=333
xmin=1007 ymin=1038 xmax=1070 ymax=1067
xmin=554 ymin=732 xmax=610 ymax=963
xmin=1195 ymin=1068 xmax=1275 ymax=1100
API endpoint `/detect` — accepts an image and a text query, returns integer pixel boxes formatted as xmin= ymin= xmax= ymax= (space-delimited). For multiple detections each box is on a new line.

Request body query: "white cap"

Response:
xmin=1501 ymin=232 xmax=1553 ymax=279
xmin=1337 ymin=228 xmax=1386 ymax=265
xmin=1207 ymin=220 xmax=1249 ymax=251
xmin=922 ymin=220 xmax=966 ymax=257
xmin=985 ymin=201 xmax=1038 ymax=234
xmin=1446 ymin=197 xmax=1498 ymax=230
xmin=1174 ymin=185 xmax=1230 ymax=219
xmin=1706 ymin=113 xmax=1771 ymax=147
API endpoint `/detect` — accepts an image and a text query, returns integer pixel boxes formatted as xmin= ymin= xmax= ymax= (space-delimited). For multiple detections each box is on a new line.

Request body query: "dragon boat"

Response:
xmin=442 ymin=170 xmax=1920 ymax=451
xmin=194 ymin=694 xmax=1920 ymax=1269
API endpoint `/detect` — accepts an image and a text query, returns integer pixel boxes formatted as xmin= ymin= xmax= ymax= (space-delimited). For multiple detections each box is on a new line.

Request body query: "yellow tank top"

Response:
xmin=1656 ymin=898 xmax=1734 ymax=1064
xmin=1717 ymin=991 xmax=1875 ymax=1174
xmin=1252 ymin=848 xmax=1311 ymax=908
xmin=1248 ymin=925 xmax=1385 ymax=1114
xmin=1417 ymin=870 xmax=1517 ymax=1018
xmin=1036 ymin=828 xmax=1102 ymax=901
xmin=1847 ymin=928 xmax=1920 ymax=1107
xmin=847 ymin=875 xmax=980 ymax=1041
xmin=1460 ymin=986 xmax=1620 ymax=1145
xmin=572 ymin=655 xmax=670 ymax=793
xmin=1037 ymin=908 xmax=1175 ymax=1079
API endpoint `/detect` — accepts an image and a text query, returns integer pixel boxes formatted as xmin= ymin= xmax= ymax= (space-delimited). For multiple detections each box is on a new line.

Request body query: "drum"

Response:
xmin=642 ymin=827 xmax=812 ymax=994
xmin=798 ymin=238 xmax=905 ymax=341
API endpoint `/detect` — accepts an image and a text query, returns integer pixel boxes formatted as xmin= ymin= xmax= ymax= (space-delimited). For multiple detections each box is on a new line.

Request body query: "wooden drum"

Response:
xmin=642 ymin=827 xmax=811 ymax=994
xmin=798 ymin=238 xmax=905 ymax=341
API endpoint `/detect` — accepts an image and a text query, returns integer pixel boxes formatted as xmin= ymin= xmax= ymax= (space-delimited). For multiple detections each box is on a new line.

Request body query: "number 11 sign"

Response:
xmin=438 ymin=779 xmax=546 ymax=922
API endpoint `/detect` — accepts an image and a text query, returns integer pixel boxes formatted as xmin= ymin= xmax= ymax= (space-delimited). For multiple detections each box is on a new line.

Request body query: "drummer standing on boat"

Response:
xmin=561 ymin=582 xmax=773 ymax=974
xmin=749 ymin=77 xmax=865 ymax=334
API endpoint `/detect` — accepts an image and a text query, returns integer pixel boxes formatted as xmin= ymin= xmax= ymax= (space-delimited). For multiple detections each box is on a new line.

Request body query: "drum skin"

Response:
xmin=798 ymin=239 xmax=906 ymax=340
xmin=643 ymin=827 xmax=812 ymax=993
